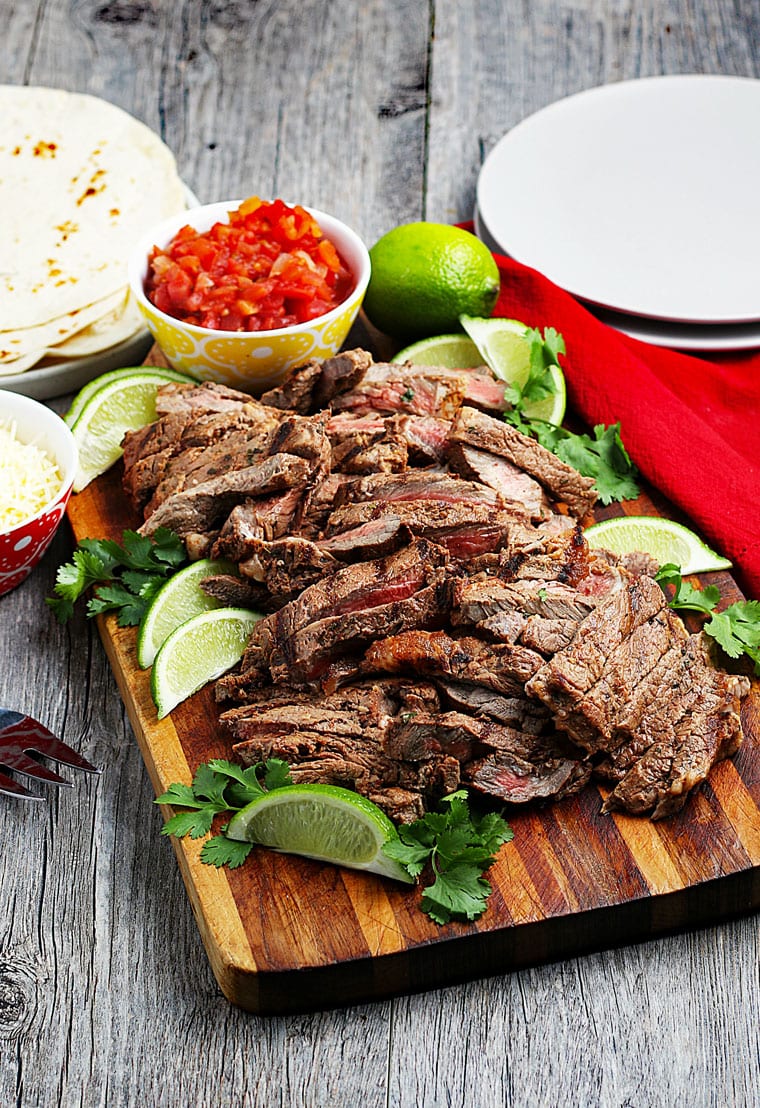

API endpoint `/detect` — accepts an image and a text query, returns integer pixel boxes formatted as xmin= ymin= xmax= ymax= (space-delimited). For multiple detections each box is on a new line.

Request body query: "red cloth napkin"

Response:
xmin=487 ymin=251 xmax=760 ymax=598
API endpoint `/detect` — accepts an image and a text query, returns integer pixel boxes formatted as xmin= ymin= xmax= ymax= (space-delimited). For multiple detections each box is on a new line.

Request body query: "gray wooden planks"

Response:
xmin=1 ymin=0 xmax=759 ymax=1105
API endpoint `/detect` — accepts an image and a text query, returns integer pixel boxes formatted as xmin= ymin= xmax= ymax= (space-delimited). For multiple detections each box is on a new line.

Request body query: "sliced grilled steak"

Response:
xmin=271 ymin=578 xmax=454 ymax=684
xmin=449 ymin=407 xmax=598 ymax=517
xmin=447 ymin=441 xmax=549 ymax=519
xmin=239 ymin=538 xmax=452 ymax=679
xmin=438 ymin=681 xmax=552 ymax=733
xmin=525 ymin=573 xmax=667 ymax=716
xmin=199 ymin=573 xmax=271 ymax=610
xmin=602 ymin=650 xmax=749 ymax=819
xmin=392 ymin=414 xmax=451 ymax=463
xmin=317 ymin=517 xmax=408 ymax=560
xmin=261 ymin=349 xmax=373 ymax=412
xmin=138 ymin=454 xmax=314 ymax=540
xmin=452 ymin=576 xmax=595 ymax=626
xmin=363 ymin=630 xmax=544 ymax=696
xmin=211 ymin=489 xmax=303 ymax=560
xmin=464 ymin=751 xmax=591 ymax=804
xmin=155 ymin=380 xmax=253 ymax=415
xmin=332 ymin=362 xmax=509 ymax=419
xmin=334 ymin=470 xmax=503 ymax=510
xmin=331 ymin=431 xmax=408 ymax=474
xmin=239 ymin=536 xmax=338 ymax=596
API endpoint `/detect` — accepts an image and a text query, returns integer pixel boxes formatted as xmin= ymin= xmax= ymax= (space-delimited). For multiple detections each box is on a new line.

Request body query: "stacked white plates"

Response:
xmin=475 ymin=75 xmax=760 ymax=351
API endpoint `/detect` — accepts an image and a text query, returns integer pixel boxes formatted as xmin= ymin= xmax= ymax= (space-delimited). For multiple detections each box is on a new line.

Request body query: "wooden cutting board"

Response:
xmin=66 ymin=406 xmax=760 ymax=1016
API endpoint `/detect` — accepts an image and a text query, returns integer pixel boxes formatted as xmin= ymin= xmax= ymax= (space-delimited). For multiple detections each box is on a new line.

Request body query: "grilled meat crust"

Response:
xmin=120 ymin=353 xmax=751 ymax=823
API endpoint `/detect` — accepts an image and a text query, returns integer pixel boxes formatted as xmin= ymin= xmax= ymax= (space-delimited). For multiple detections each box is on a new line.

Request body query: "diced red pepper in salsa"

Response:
xmin=145 ymin=197 xmax=354 ymax=331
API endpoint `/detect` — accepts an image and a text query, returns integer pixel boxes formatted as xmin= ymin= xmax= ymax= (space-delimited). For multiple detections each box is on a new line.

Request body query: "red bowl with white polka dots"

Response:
xmin=0 ymin=391 xmax=78 ymax=597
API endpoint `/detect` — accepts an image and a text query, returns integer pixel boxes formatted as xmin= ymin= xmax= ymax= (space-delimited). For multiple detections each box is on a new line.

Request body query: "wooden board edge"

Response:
xmin=94 ymin=615 xmax=260 ymax=995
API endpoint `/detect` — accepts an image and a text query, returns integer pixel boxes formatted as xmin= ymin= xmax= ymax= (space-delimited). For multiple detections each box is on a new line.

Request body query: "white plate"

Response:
xmin=0 ymin=183 xmax=201 ymax=400
xmin=476 ymin=76 xmax=760 ymax=324
xmin=474 ymin=205 xmax=760 ymax=352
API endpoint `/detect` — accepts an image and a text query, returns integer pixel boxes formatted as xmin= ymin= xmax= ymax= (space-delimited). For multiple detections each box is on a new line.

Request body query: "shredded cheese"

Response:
xmin=0 ymin=421 xmax=62 ymax=530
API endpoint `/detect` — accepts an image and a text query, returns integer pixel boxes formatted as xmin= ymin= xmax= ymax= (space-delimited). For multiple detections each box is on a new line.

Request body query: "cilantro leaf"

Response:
xmin=422 ymin=861 xmax=493 ymax=925
xmin=47 ymin=528 xmax=188 ymax=626
xmin=655 ymin=563 xmax=720 ymax=613
xmin=200 ymin=836 xmax=254 ymax=868
xmin=162 ymin=807 xmax=216 ymax=839
xmin=655 ymin=565 xmax=760 ymax=674
xmin=705 ymin=601 xmax=760 ymax=673
xmin=382 ymin=790 xmax=513 ymax=924
xmin=154 ymin=758 xmax=293 ymax=865
xmin=555 ymin=423 xmax=640 ymax=504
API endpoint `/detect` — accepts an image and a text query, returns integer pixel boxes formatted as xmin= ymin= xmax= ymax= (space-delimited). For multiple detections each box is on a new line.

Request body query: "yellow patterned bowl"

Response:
xmin=127 ymin=199 xmax=370 ymax=393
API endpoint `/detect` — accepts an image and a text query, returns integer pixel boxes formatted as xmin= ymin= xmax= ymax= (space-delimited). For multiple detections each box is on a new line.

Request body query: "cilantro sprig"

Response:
xmin=382 ymin=791 xmax=513 ymax=924
xmin=501 ymin=327 xmax=640 ymax=505
xmin=155 ymin=758 xmax=294 ymax=869
xmin=157 ymin=763 xmax=514 ymax=924
xmin=46 ymin=527 xmax=187 ymax=626
xmin=656 ymin=562 xmax=760 ymax=674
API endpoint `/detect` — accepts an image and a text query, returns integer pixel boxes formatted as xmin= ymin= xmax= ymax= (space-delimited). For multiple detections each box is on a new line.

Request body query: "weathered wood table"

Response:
xmin=1 ymin=2 xmax=758 ymax=1104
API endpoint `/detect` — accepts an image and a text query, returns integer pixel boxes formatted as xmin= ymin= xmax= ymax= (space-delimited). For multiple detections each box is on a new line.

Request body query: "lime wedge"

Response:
xmin=226 ymin=783 xmax=414 ymax=883
xmin=137 ymin=558 xmax=239 ymax=669
xmin=150 ymin=607 xmax=262 ymax=718
xmin=63 ymin=365 xmax=196 ymax=428
xmin=393 ymin=333 xmax=493 ymax=370
xmin=70 ymin=369 xmax=197 ymax=492
xmin=458 ymin=315 xmax=566 ymax=425
xmin=584 ymin=516 xmax=732 ymax=575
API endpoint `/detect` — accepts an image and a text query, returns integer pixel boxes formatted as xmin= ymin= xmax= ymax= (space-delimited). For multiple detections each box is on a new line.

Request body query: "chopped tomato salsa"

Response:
xmin=145 ymin=197 xmax=354 ymax=331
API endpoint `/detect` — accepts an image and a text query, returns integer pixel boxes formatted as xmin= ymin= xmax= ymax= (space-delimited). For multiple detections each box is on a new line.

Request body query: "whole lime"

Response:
xmin=363 ymin=222 xmax=500 ymax=340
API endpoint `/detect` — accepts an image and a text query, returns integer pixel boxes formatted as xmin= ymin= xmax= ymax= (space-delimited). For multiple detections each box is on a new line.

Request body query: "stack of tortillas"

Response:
xmin=0 ymin=86 xmax=187 ymax=376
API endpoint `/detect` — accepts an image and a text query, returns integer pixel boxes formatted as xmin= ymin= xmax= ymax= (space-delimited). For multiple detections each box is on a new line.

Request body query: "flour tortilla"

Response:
xmin=46 ymin=290 xmax=143 ymax=358
xmin=0 ymin=287 xmax=127 ymax=362
xmin=0 ymin=86 xmax=186 ymax=331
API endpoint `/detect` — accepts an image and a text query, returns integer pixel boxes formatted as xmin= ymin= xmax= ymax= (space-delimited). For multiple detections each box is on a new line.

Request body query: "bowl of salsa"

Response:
xmin=128 ymin=197 xmax=371 ymax=392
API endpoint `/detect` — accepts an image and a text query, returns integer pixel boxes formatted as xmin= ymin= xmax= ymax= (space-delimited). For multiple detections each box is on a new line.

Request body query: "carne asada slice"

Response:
xmin=261 ymin=349 xmax=373 ymax=412
xmin=138 ymin=454 xmax=314 ymax=540
xmin=333 ymin=470 xmax=504 ymax=510
xmin=438 ymin=681 xmax=552 ymax=733
xmin=238 ymin=536 xmax=338 ymax=596
xmin=331 ymin=361 xmax=510 ymax=419
xmin=231 ymin=725 xmax=460 ymax=822
xmin=449 ymin=406 xmax=598 ymax=517
xmin=316 ymin=517 xmax=408 ymax=561
xmin=238 ymin=538 xmax=452 ymax=678
xmin=199 ymin=573 xmax=271 ymax=610
xmin=447 ymin=441 xmax=549 ymax=519
xmin=602 ymin=658 xmax=750 ymax=819
xmin=271 ymin=578 xmax=455 ymax=684
xmin=363 ymin=630 xmax=544 ymax=696
xmin=452 ymin=576 xmax=595 ymax=626
xmin=330 ymin=430 xmax=408 ymax=474
xmin=464 ymin=750 xmax=591 ymax=804
xmin=210 ymin=489 xmax=303 ymax=560
xmin=524 ymin=572 xmax=667 ymax=716
xmin=155 ymin=380 xmax=254 ymax=416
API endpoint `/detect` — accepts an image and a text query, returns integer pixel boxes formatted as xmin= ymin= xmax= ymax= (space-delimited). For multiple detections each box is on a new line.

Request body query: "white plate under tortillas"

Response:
xmin=0 ymin=85 xmax=188 ymax=391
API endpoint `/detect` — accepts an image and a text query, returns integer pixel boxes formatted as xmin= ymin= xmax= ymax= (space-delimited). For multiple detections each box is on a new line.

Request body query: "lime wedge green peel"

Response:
xmin=137 ymin=557 xmax=239 ymax=669
xmin=226 ymin=783 xmax=415 ymax=883
xmin=63 ymin=365 xmax=195 ymax=428
xmin=459 ymin=315 xmax=566 ymax=425
xmin=584 ymin=516 xmax=732 ymax=575
xmin=151 ymin=607 xmax=262 ymax=718
xmin=69 ymin=368 xmax=198 ymax=491
xmin=393 ymin=333 xmax=492 ymax=370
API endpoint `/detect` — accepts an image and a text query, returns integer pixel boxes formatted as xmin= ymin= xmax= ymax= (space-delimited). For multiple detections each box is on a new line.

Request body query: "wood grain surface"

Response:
xmin=2 ymin=0 xmax=760 ymax=1104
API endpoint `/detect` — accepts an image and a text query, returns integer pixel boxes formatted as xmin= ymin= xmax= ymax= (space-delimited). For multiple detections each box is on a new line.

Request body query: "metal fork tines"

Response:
xmin=0 ymin=709 xmax=100 ymax=800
